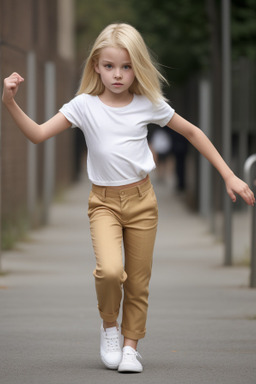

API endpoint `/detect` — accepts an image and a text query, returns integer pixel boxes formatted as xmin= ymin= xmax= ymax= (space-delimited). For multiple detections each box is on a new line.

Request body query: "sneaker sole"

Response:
xmin=118 ymin=364 xmax=143 ymax=373
xmin=100 ymin=355 xmax=121 ymax=370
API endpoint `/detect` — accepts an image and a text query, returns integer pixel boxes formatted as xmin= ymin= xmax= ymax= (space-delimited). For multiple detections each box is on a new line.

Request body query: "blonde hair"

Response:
xmin=77 ymin=23 xmax=168 ymax=104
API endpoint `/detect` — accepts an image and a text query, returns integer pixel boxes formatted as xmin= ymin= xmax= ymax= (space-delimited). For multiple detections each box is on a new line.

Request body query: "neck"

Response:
xmin=99 ymin=90 xmax=133 ymax=107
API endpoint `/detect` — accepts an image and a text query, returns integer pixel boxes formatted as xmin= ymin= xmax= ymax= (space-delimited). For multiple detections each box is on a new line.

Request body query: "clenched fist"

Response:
xmin=2 ymin=72 xmax=24 ymax=105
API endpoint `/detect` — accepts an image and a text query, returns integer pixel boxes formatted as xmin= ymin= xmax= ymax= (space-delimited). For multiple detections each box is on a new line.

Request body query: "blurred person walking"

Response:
xmin=149 ymin=125 xmax=173 ymax=183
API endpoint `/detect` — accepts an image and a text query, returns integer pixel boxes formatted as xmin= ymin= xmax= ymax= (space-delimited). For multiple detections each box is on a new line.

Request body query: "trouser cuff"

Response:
xmin=99 ymin=308 xmax=119 ymax=323
xmin=121 ymin=326 xmax=146 ymax=340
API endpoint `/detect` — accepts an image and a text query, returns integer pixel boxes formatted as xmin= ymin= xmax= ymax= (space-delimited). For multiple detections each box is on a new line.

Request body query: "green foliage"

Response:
xmin=75 ymin=0 xmax=256 ymax=84
xmin=232 ymin=0 xmax=256 ymax=59
xmin=129 ymin=0 xmax=209 ymax=84
xmin=75 ymin=0 xmax=210 ymax=84
xmin=1 ymin=213 xmax=29 ymax=250
xmin=75 ymin=0 xmax=136 ymax=64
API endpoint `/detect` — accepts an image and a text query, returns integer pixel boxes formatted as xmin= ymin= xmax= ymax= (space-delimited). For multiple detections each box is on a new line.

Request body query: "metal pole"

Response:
xmin=222 ymin=0 xmax=232 ymax=265
xmin=27 ymin=52 xmax=37 ymax=223
xmin=0 ymin=44 xmax=2 ymax=268
xmin=42 ymin=62 xmax=56 ymax=225
xmin=251 ymin=203 xmax=256 ymax=287
xmin=244 ymin=154 xmax=256 ymax=287
xmin=199 ymin=77 xmax=213 ymax=219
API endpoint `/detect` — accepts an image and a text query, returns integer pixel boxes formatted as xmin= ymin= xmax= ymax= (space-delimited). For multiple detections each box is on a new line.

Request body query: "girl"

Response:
xmin=2 ymin=23 xmax=255 ymax=374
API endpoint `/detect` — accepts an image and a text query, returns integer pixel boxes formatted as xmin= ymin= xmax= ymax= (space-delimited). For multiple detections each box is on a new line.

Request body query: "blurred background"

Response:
xmin=0 ymin=0 xmax=256 ymax=255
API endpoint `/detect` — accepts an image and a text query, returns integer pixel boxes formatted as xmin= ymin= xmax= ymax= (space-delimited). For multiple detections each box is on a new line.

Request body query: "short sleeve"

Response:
xmin=151 ymin=100 xmax=175 ymax=127
xmin=59 ymin=94 xmax=85 ymax=129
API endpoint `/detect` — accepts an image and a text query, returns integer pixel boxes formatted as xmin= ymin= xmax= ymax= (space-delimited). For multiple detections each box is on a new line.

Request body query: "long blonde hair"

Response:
xmin=77 ymin=23 xmax=168 ymax=104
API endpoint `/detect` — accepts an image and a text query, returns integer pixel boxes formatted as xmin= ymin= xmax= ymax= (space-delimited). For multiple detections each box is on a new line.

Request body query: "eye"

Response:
xmin=123 ymin=65 xmax=132 ymax=70
xmin=104 ymin=64 xmax=112 ymax=69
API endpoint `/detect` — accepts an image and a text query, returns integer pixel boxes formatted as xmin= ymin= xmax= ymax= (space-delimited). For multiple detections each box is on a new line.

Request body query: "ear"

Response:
xmin=94 ymin=61 xmax=100 ymax=74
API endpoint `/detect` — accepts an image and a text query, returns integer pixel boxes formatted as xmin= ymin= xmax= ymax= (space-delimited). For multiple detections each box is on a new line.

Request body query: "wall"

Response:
xmin=0 ymin=0 xmax=77 ymax=248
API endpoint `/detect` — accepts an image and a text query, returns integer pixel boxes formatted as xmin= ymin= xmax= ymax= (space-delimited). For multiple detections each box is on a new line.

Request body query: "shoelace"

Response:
xmin=105 ymin=332 xmax=120 ymax=352
xmin=122 ymin=349 xmax=142 ymax=361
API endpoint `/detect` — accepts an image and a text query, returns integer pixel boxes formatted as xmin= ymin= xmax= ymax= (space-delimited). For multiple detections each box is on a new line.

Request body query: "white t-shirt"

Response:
xmin=59 ymin=94 xmax=175 ymax=186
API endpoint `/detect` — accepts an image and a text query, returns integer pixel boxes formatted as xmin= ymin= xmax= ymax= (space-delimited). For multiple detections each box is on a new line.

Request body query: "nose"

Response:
xmin=114 ymin=69 xmax=122 ymax=79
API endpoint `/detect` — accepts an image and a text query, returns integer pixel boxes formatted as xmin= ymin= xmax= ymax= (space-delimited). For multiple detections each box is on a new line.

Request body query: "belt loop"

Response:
xmin=102 ymin=188 xmax=106 ymax=201
xmin=137 ymin=186 xmax=143 ymax=197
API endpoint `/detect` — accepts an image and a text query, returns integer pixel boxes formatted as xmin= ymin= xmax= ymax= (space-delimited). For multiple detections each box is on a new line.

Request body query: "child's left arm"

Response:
xmin=167 ymin=113 xmax=255 ymax=207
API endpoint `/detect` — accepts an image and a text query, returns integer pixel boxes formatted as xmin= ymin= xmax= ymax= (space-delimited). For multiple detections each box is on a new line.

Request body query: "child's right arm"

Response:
xmin=2 ymin=72 xmax=71 ymax=144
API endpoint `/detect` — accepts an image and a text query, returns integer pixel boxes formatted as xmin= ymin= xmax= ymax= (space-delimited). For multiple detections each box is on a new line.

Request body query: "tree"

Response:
xmin=129 ymin=0 xmax=210 ymax=85
xmin=231 ymin=0 xmax=256 ymax=59
xmin=75 ymin=0 xmax=256 ymax=83
xmin=75 ymin=0 xmax=136 ymax=66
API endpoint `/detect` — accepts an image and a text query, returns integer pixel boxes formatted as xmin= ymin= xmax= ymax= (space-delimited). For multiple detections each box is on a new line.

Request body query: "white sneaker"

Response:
xmin=118 ymin=346 xmax=143 ymax=373
xmin=100 ymin=324 xmax=122 ymax=369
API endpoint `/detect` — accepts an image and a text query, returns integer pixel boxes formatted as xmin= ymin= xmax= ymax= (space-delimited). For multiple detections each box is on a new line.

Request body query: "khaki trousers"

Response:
xmin=88 ymin=177 xmax=158 ymax=340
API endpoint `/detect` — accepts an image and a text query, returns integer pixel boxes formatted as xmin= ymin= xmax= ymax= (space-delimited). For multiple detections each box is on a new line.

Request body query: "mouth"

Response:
xmin=112 ymin=83 xmax=123 ymax=86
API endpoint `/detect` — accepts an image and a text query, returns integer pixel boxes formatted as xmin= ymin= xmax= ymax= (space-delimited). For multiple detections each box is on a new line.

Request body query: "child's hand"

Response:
xmin=225 ymin=173 xmax=255 ymax=206
xmin=2 ymin=72 xmax=24 ymax=105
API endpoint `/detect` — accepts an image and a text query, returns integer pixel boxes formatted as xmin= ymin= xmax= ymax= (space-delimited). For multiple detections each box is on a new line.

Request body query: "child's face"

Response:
xmin=95 ymin=47 xmax=135 ymax=97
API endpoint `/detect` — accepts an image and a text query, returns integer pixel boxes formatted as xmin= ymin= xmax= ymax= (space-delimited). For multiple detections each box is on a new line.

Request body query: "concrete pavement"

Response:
xmin=0 ymin=174 xmax=256 ymax=384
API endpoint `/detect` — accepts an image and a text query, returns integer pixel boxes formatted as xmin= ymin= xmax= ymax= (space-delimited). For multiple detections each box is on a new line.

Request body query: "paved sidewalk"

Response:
xmin=0 ymin=175 xmax=256 ymax=384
